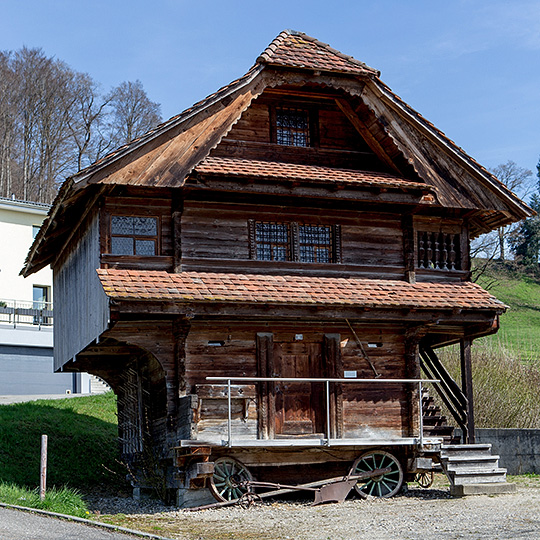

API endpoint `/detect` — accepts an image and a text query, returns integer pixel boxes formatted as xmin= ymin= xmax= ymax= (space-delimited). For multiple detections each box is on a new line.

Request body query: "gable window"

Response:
xmin=275 ymin=107 xmax=310 ymax=147
xmin=249 ymin=220 xmax=340 ymax=263
xmin=110 ymin=216 xmax=158 ymax=256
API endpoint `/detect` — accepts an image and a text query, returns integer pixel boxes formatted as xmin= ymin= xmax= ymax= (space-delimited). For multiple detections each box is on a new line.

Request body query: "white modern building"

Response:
xmin=0 ymin=196 xmax=94 ymax=395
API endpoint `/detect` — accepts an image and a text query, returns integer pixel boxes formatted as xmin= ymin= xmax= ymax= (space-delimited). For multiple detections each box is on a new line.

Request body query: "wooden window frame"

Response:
xmin=249 ymin=220 xmax=341 ymax=263
xmin=270 ymin=105 xmax=319 ymax=147
xmin=108 ymin=214 xmax=161 ymax=257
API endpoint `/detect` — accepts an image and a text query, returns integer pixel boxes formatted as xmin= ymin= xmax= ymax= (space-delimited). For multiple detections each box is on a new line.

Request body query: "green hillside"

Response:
xmin=475 ymin=262 xmax=540 ymax=363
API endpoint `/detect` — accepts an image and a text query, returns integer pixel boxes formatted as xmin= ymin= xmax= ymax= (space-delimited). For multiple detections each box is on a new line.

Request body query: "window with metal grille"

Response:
xmin=249 ymin=221 xmax=340 ymax=263
xmin=254 ymin=222 xmax=290 ymax=261
xmin=299 ymin=224 xmax=332 ymax=263
xmin=110 ymin=216 xmax=158 ymax=256
xmin=276 ymin=108 xmax=310 ymax=147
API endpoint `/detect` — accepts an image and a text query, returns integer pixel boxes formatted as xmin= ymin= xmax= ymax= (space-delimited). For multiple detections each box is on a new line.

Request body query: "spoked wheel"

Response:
xmin=350 ymin=450 xmax=404 ymax=498
xmin=209 ymin=457 xmax=253 ymax=502
xmin=415 ymin=471 xmax=434 ymax=488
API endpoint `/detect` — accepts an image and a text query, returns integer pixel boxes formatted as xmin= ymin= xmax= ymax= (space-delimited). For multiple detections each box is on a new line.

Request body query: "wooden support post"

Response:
xmin=402 ymin=215 xmax=416 ymax=283
xmin=460 ymin=338 xmax=475 ymax=444
xmin=404 ymin=334 xmax=421 ymax=438
xmin=172 ymin=190 xmax=184 ymax=273
xmin=256 ymin=333 xmax=274 ymax=439
xmin=40 ymin=434 xmax=48 ymax=501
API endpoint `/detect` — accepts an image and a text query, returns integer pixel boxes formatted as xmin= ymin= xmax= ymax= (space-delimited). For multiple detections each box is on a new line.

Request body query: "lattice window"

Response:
xmin=249 ymin=220 xmax=340 ymax=263
xmin=110 ymin=216 xmax=158 ymax=256
xmin=417 ymin=231 xmax=461 ymax=270
xmin=298 ymin=224 xmax=332 ymax=263
xmin=118 ymin=367 xmax=143 ymax=455
xmin=276 ymin=108 xmax=310 ymax=147
xmin=254 ymin=222 xmax=290 ymax=261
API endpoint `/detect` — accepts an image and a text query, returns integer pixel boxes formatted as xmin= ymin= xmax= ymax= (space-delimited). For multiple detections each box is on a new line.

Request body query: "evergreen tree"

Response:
xmin=510 ymin=159 xmax=540 ymax=267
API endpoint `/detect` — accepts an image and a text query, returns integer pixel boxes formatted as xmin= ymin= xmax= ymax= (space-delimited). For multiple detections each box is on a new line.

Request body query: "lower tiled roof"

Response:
xmin=195 ymin=157 xmax=434 ymax=192
xmin=97 ymin=269 xmax=505 ymax=311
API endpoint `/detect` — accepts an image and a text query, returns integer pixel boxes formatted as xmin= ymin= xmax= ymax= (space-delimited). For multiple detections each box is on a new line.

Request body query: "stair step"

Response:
xmin=425 ymin=425 xmax=456 ymax=434
xmin=443 ymin=454 xmax=500 ymax=464
xmin=423 ymin=417 xmax=450 ymax=427
xmin=441 ymin=444 xmax=493 ymax=458
xmin=442 ymin=444 xmax=492 ymax=451
xmin=448 ymin=469 xmax=508 ymax=485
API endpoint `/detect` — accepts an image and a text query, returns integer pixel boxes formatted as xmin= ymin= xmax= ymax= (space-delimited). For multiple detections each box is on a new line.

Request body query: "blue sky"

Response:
xmin=1 ymin=0 xmax=539 ymax=178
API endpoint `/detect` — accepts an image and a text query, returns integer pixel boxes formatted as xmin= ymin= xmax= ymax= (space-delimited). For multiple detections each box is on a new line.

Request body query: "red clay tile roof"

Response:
xmin=97 ymin=269 xmax=505 ymax=311
xmin=194 ymin=157 xmax=434 ymax=192
xmin=257 ymin=30 xmax=379 ymax=76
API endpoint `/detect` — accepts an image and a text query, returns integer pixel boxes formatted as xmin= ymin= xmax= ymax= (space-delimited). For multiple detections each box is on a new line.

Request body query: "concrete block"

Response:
xmin=450 ymin=483 xmax=517 ymax=497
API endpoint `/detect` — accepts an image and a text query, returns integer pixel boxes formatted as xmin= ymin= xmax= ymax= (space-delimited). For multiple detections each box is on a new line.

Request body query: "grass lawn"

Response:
xmin=0 ymin=392 xmax=127 ymax=491
xmin=476 ymin=264 xmax=540 ymax=363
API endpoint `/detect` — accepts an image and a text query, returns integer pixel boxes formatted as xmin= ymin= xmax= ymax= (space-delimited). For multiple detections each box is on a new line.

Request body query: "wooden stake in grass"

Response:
xmin=40 ymin=434 xmax=47 ymax=501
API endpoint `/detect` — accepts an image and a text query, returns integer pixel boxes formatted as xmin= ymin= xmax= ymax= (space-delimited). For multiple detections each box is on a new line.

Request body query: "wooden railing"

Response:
xmin=419 ymin=344 xmax=468 ymax=441
xmin=417 ymin=231 xmax=461 ymax=270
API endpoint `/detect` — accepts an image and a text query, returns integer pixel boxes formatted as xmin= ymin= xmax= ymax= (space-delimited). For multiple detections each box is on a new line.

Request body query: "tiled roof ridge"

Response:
xmin=195 ymin=156 xmax=434 ymax=191
xmin=97 ymin=269 xmax=507 ymax=312
xmin=257 ymin=29 xmax=380 ymax=76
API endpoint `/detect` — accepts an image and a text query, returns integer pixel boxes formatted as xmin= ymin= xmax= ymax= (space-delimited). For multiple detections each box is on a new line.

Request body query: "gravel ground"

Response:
xmin=87 ymin=479 xmax=540 ymax=540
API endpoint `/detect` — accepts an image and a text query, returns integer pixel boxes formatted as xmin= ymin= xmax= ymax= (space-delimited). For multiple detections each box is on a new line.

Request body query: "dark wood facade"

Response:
xmin=23 ymin=31 xmax=532 ymax=506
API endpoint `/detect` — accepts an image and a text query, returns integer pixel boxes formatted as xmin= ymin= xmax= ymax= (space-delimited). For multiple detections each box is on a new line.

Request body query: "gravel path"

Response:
xmin=88 ymin=481 xmax=540 ymax=540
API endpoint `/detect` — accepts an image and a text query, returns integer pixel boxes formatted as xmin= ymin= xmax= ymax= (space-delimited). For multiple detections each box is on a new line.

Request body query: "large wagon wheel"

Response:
xmin=350 ymin=450 xmax=404 ymax=498
xmin=209 ymin=457 xmax=253 ymax=502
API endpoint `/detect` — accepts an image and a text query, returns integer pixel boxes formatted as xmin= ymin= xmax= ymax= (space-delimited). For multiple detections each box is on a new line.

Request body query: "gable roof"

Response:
xmin=22 ymin=30 xmax=534 ymax=277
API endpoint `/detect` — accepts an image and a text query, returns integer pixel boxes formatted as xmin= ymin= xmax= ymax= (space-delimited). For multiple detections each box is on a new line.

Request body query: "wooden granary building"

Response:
xmin=23 ymin=31 xmax=532 ymax=505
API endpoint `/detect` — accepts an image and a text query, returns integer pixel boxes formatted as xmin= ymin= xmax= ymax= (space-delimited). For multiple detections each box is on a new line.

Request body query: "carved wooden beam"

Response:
xmin=335 ymin=97 xmax=403 ymax=176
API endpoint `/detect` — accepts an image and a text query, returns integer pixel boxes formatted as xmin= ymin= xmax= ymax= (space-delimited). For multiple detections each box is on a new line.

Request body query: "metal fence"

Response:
xmin=0 ymin=299 xmax=53 ymax=328
xmin=206 ymin=376 xmax=439 ymax=447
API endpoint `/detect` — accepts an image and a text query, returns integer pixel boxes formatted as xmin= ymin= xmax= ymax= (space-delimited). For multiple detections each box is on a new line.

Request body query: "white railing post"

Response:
xmin=418 ymin=381 xmax=424 ymax=447
xmin=227 ymin=379 xmax=232 ymax=448
xmin=325 ymin=380 xmax=331 ymax=446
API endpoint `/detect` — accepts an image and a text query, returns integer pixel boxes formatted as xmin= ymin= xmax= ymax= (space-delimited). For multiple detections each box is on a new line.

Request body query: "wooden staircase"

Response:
xmin=422 ymin=390 xmax=459 ymax=444
xmin=439 ymin=444 xmax=516 ymax=496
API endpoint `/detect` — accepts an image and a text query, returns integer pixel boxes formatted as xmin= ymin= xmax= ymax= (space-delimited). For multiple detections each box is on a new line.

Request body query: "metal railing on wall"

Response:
xmin=206 ymin=376 xmax=439 ymax=448
xmin=0 ymin=299 xmax=53 ymax=328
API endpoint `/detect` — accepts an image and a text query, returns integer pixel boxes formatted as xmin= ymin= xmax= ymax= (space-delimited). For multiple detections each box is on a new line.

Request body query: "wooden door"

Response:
xmin=273 ymin=341 xmax=324 ymax=436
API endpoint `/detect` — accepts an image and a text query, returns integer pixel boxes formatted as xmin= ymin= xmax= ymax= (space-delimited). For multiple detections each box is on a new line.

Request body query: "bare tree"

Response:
xmin=0 ymin=48 xmax=163 ymax=203
xmin=65 ymin=73 xmax=112 ymax=171
xmin=107 ymin=80 xmax=162 ymax=146
xmin=0 ymin=51 xmax=18 ymax=198
xmin=489 ymin=161 xmax=533 ymax=260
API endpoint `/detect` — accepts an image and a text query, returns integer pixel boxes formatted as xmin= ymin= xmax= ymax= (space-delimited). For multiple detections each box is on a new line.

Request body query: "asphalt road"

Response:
xmin=0 ymin=507 xmax=158 ymax=540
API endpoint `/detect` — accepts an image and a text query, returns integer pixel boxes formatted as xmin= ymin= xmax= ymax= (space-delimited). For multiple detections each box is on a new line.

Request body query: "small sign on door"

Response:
xmin=344 ymin=370 xmax=357 ymax=378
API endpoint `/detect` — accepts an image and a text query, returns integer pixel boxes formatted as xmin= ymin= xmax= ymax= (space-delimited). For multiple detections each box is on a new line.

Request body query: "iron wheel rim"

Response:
xmin=209 ymin=457 xmax=253 ymax=502
xmin=351 ymin=450 xmax=404 ymax=498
